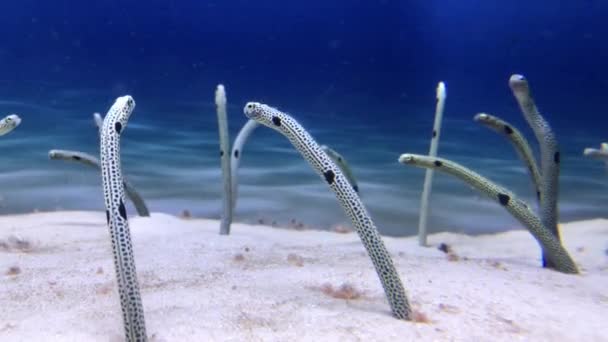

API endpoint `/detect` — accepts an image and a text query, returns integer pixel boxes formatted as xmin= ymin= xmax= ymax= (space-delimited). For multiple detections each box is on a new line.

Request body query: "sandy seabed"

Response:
xmin=0 ymin=211 xmax=606 ymax=341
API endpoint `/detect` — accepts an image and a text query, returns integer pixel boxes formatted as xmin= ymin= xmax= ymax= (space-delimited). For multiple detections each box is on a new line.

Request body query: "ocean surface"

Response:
xmin=0 ymin=1 xmax=606 ymax=236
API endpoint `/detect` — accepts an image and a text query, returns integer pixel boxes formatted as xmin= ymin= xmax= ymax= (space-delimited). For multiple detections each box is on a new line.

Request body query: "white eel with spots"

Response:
xmin=215 ymin=85 xmax=232 ymax=235
xmin=229 ymin=122 xmax=359 ymax=208
xmin=474 ymin=112 xmax=541 ymax=201
xmin=244 ymin=102 xmax=412 ymax=320
xmin=509 ymin=74 xmax=561 ymax=269
xmin=100 ymin=96 xmax=147 ymax=341
xmin=320 ymin=145 xmax=359 ymax=193
xmin=0 ymin=114 xmax=21 ymax=136
xmin=399 ymin=153 xmax=578 ymax=274
xmin=418 ymin=81 xmax=446 ymax=246
xmin=230 ymin=119 xmax=260 ymax=210
xmin=48 ymin=149 xmax=150 ymax=217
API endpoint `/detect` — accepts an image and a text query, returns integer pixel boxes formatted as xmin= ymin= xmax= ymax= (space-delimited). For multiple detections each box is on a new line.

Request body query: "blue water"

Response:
xmin=0 ymin=1 xmax=606 ymax=235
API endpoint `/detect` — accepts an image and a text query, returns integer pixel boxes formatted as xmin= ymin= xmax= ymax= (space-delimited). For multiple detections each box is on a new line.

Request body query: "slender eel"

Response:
xmin=215 ymin=85 xmax=232 ymax=235
xmin=100 ymin=96 xmax=147 ymax=341
xmin=583 ymin=147 xmax=608 ymax=161
xmin=320 ymin=145 xmax=360 ymax=193
xmin=0 ymin=114 xmax=21 ymax=136
xmin=509 ymin=74 xmax=561 ymax=269
xmin=230 ymin=119 xmax=260 ymax=210
xmin=583 ymin=147 xmax=608 ymax=172
xmin=48 ymin=149 xmax=150 ymax=217
xmin=474 ymin=113 xmax=541 ymax=200
xmin=399 ymin=153 xmax=578 ymax=274
xmin=93 ymin=112 xmax=104 ymax=129
xmin=418 ymin=82 xmax=447 ymax=247
xmin=244 ymin=102 xmax=412 ymax=319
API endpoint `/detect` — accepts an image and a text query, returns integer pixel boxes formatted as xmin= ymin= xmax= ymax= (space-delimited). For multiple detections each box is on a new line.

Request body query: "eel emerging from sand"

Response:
xmin=0 ymin=114 xmax=21 ymax=136
xmin=230 ymin=119 xmax=259 ymax=210
xmin=418 ymin=81 xmax=447 ymax=246
xmin=509 ymin=74 xmax=561 ymax=268
xmin=100 ymin=96 xmax=147 ymax=341
xmin=244 ymin=102 xmax=411 ymax=320
xmin=215 ymin=85 xmax=232 ymax=235
xmin=48 ymin=149 xmax=150 ymax=217
xmin=474 ymin=113 xmax=542 ymax=200
xmin=399 ymin=153 xmax=578 ymax=274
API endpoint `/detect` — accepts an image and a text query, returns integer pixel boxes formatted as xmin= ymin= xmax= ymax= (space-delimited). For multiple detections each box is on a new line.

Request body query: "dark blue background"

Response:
xmin=0 ymin=0 xmax=606 ymax=132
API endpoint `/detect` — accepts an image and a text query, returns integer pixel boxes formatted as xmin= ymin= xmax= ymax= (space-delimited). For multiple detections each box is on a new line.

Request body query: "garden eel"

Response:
xmin=229 ymin=121 xmax=359 ymax=210
xmin=474 ymin=113 xmax=541 ymax=200
xmin=48 ymin=149 xmax=150 ymax=217
xmin=215 ymin=85 xmax=232 ymax=235
xmin=100 ymin=96 xmax=147 ymax=341
xmin=230 ymin=119 xmax=260 ymax=210
xmin=0 ymin=114 xmax=21 ymax=136
xmin=418 ymin=81 xmax=447 ymax=246
xmin=509 ymin=74 xmax=561 ymax=269
xmin=584 ymin=144 xmax=608 ymax=161
xmin=399 ymin=153 xmax=578 ymax=274
xmin=244 ymin=102 xmax=411 ymax=319
xmin=93 ymin=112 xmax=103 ymax=129
xmin=320 ymin=145 xmax=359 ymax=193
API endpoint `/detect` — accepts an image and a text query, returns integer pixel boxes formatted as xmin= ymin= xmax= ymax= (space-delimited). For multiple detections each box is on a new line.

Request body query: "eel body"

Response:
xmin=100 ymin=96 xmax=147 ymax=341
xmin=418 ymin=82 xmax=447 ymax=246
xmin=215 ymin=85 xmax=232 ymax=235
xmin=474 ymin=112 xmax=541 ymax=200
xmin=230 ymin=119 xmax=260 ymax=210
xmin=49 ymin=149 xmax=150 ymax=217
xmin=399 ymin=153 xmax=578 ymax=274
xmin=509 ymin=74 xmax=561 ymax=268
xmin=320 ymin=145 xmax=359 ymax=193
xmin=244 ymin=102 xmax=412 ymax=319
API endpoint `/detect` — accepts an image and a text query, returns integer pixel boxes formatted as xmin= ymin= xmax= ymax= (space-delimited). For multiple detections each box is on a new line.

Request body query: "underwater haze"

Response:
xmin=0 ymin=0 xmax=606 ymax=236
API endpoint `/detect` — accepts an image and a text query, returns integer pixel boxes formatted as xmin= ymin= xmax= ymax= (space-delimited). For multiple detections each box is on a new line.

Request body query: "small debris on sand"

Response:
xmin=179 ymin=209 xmax=192 ymax=219
xmin=287 ymin=253 xmax=304 ymax=267
xmin=6 ymin=266 xmax=21 ymax=276
xmin=316 ymin=282 xmax=363 ymax=300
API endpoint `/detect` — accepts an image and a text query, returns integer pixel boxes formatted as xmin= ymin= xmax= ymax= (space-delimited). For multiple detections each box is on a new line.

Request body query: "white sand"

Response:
xmin=1 ymin=211 xmax=607 ymax=341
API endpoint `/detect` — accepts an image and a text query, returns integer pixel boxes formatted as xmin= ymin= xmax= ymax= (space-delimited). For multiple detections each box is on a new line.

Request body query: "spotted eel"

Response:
xmin=48 ymin=149 xmax=150 ymax=217
xmin=230 ymin=119 xmax=260 ymax=210
xmin=399 ymin=153 xmax=578 ymax=274
xmin=418 ymin=82 xmax=447 ymax=246
xmin=100 ymin=96 xmax=147 ymax=341
xmin=229 ymin=122 xmax=359 ymax=208
xmin=509 ymin=74 xmax=561 ymax=269
xmin=474 ymin=113 xmax=541 ymax=200
xmin=215 ymin=85 xmax=232 ymax=235
xmin=244 ymin=102 xmax=411 ymax=319
xmin=320 ymin=145 xmax=359 ymax=193
xmin=0 ymin=114 xmax=21 ymax=136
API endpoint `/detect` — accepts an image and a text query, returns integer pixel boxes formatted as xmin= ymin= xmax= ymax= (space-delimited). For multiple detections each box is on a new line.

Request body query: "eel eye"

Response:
xmin=246 ymin=104 xmax=253 ymax=109
xmin=5 ymin=118 xmax=11 ymax=122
